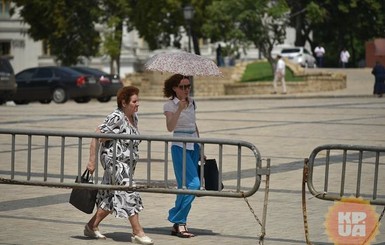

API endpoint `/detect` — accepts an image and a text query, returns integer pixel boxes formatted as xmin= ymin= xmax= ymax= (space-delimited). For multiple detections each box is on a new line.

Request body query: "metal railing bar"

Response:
xmin=199 ymin=143 xmax=205 ymax=189
xmin=324 ymin=150 xmax=330 ymax=192
xmin=11 ymin=134 xmax=15 ymax=179
xmin=112 ymin=139 xmax=117 ymax=185
xmin=182 ymin=142 xmax=187 ymax=189
xmin=237 ymin=145 xmax=241 ymax=192
xmin=218 ymin=144 xmax=223 ymax=190
xmin=0 ymin=128 xmax=257 ymax=148
xmin=94 ymin=140 xmax=100 ymax=184
xmin=60 ymin=137 xmax=65 ymax=183
xmin=373 ymin=152 xmax=379 ymax=200
xmin=0 ymin=178 xmax=258 ymax=198
xmin=164 ymin=141 xmax=169 ymax=188
xmin=147 ymin=141 xmax=151 ymax=186
xmin=356 ymin=150 xmax=363 ymax=198
xmin=129 ymin=140 xmax=134 ymax=187
xmin=340 ymin=149 xmax=347 ymax=197
xmin=44 ymin=136 xmax=48 ymax=181
xmin=27 ymin=135 xmax=31 ymax=181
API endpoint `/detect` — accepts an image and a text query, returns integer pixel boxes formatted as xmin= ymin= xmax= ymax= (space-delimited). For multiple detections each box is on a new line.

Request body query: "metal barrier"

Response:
xmin=0 ymin=128 xmax=270 ymax=243
xmin=302 ymin=144 xmax=385 ymax=244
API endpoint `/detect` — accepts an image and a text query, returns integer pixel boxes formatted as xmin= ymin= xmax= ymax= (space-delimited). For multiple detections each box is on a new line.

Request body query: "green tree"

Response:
xmin=11 ymin=0 xmax=101 ymax=66
xmin=286 ymin=0 xmax=385 ymax=67
xmin=128 ymin=0 xmax=214 ymax=55
xmin=128 ymin=0 xmax=184 ymax=50
xmin=202 ymin=0 xmax=289 ymax=71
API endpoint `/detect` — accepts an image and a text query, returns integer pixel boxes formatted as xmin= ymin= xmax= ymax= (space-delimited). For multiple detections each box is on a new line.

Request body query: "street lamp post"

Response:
xmin=183 ymin=5 xmax=194 ymax=53
xmin=183 ymin=4 xmax=195 ymax=96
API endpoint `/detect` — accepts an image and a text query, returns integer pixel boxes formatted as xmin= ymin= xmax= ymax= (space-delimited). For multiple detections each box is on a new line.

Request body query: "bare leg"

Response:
xmin=281 ymin=77 xmax=287 ymax=94
xmin=88 ymin=208 xmax=110 ymax=229
xmin=84 ymin=208 xmax=110 ymax=239
xmin=272 ymin=74 xmax=278 ymax=93
xmin=129 ymin=213 xmax=145 ymax=236
xmin=130 ymin=214 xmax=154 ymax=244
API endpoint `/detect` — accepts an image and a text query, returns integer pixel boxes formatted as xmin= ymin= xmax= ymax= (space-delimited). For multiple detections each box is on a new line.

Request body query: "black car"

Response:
xmin=0 ymin=57 xmax=17 ymax=104
xmin=70 ymin=66 xmax=122 ymax=102
xmin=13 ymin=66 xmax=103 ymax=104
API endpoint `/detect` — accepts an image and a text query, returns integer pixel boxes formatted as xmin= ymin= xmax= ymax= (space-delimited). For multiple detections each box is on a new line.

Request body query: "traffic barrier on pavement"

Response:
xmin=0 ymin=128 xmax=270 ymax=244
xmin=302 ymin=144 xmax=385 ymax=244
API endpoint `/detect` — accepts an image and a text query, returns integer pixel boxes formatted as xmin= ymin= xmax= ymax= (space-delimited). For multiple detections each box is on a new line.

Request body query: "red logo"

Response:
xmin=324 ymin=197 xmax=380 ymax=244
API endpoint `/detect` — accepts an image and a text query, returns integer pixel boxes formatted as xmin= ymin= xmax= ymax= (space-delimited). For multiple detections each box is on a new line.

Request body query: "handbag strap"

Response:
xmin=82 ymin=169 xmax=91 ymax=181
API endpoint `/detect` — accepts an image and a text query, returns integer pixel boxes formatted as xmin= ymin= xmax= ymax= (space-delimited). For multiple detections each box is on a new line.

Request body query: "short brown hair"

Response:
xmin=163 ymin=74 xmax=184 ymax=98
xmin=116 ymin=86 xmax=139 ymax=109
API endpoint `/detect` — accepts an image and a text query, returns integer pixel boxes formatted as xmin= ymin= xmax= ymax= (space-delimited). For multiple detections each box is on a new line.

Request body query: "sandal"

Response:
xmin=171 ymin=223 xmax=195 ymax=238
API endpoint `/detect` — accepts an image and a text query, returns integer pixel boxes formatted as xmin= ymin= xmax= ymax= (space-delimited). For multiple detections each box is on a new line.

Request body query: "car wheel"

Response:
xmin=74 ymin=97 xmax=91 ymax=103
xmin=52 ymin=88 xmax=67 ymax=103
xmin=97 ymin=96 xmax=111 ymax=103
xmin=14 ymin=100 xmax=29 ymax=105
xmin=39 ymin=99 xmax=52 ymax=104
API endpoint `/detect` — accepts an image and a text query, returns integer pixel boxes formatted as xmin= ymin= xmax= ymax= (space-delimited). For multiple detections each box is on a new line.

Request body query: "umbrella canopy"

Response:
xmin=144 ymin=51 xmax=222 ymax=77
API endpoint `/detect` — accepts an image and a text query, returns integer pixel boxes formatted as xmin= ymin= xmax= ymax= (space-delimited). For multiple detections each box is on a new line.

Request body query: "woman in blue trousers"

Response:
xmin=163 ymin=74 xmax=201 ymax=238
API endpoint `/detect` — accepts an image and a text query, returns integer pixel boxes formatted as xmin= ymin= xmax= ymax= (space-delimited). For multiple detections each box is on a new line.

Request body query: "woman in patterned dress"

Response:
xmin=84 ymin=86 xmax=153 ymax=245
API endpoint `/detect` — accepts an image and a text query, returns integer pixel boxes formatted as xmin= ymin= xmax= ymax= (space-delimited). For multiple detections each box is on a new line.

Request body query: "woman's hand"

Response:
xmin=178 ymin=98 xmax=188 ymax=110
xmin=87 ymin=160 xmax=96 ymax=174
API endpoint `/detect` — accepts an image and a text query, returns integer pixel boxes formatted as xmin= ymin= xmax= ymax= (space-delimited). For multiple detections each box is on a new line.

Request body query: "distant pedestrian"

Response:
xmin=371 ymin=61 xmax=385 ymax=97
xmin=314 ymin=44 xmax=325 ymax=68
xmin=216 ymin=44 xmax=224 ymax=67
xmin=272 ymin=55 xmax=287 ymax=94
xmin=340 ymin=48 xmax=350 ymax=68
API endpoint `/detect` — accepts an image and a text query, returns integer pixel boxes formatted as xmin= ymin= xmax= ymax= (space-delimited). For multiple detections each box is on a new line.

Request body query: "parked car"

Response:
xmin=13 ymin=66 xmax=103 ymax=104
xmin=0 ymin=57 xmax=17 ymax=104
xmin=70 ymin=66 xmax=122 ymax=102
xmin=280 ymin=47 xmax=316 ymax=68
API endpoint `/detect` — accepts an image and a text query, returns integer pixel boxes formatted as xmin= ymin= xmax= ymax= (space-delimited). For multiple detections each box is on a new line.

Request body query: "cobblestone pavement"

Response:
xmin=0 ymin=68 xmax=384 ymax=245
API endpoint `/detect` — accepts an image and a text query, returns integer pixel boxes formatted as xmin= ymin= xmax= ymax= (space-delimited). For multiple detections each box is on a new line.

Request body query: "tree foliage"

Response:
xmin=11 ymin=0 xmax=101 ymax=66
xmin=128 ymin=0 xmax=184 ymax=50
xmin=202 ymin=0 xmax=289 ymax=70
xmin=286 ymin=0 xmax=385 ymax=67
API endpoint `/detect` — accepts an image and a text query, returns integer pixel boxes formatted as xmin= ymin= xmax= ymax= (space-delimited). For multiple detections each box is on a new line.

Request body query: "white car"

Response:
xmin=280 ymin=47 xmax=316 ymax=68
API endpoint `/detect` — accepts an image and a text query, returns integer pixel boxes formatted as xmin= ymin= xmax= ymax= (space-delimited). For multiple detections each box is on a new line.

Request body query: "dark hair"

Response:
xmin=116 ymin=86 xmax=139 ymax=109
xmin=163 ymin=74 xmax=184 ymax=98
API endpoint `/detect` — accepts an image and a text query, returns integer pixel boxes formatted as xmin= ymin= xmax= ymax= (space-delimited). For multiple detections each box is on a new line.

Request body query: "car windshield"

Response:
xmin=281 ymin=48 xmax=300 ymax=53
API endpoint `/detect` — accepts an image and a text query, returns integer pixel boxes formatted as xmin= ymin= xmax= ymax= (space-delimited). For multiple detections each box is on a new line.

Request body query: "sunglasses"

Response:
xmin=178 ymin=84 xmax=191 ymax=90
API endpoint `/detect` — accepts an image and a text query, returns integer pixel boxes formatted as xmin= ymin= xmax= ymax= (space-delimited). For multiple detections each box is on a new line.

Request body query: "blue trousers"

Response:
xmin=168 ymin=144 xmax=200 ymax=224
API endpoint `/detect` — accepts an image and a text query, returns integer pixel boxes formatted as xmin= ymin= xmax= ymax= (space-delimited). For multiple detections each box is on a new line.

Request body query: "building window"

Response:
xmin=0 ymin=0 xmax=10 ymax=18
xmin=0 ymin=41 xmax=11 ymax=56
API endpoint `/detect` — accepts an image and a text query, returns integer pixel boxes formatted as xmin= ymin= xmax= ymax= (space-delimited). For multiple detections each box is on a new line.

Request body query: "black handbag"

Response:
xmin=69 ymin=170 xmax=97 ymax=214
xmin=198 ymin=159 xmax=224 ymax=191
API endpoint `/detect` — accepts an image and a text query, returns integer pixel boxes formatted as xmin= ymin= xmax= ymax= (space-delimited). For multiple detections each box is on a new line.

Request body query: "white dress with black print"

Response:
xmin=96 ymin=108 xmax=143 ymax=219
